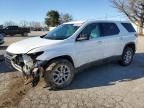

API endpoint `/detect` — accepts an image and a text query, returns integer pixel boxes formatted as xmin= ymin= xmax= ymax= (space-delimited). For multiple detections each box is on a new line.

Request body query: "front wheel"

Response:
xmin=119 ymin=47 xmax=134 ymax=66
xmin=44 ymin=59 xmax=75 ymax=89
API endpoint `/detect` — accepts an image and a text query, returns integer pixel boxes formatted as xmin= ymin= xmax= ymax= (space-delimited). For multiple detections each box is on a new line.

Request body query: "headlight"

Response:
xmin=27 ymin=51 xmax=44 ymax=59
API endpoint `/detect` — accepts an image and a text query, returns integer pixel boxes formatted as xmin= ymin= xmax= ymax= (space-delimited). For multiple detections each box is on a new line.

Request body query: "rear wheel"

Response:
xmin=44 ymin=59 xmax=75 ymax=89
xmin=119 ymin=47 xmax=134 ymax=66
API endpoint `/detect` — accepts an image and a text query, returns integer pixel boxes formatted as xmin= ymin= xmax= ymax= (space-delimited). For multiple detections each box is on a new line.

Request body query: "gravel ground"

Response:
xmin=0 ymin=35 xmax=144 ymax=108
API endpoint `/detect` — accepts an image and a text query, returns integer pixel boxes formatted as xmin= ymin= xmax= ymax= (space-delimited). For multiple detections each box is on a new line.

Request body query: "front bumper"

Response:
xmin=4 ymin=52 xmax=46 ymax=73
xmin=5 ymin=51 xmax=47 ymax=86
xmin=4 ymin=52 xmax=23 ymax=72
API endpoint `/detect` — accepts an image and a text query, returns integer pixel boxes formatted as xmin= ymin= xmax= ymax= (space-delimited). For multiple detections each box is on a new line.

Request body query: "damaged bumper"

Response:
xmin=4 ymin=51 xmax=46 ymax=74
xmin=4 ymin=52 xmax=21 ymax=70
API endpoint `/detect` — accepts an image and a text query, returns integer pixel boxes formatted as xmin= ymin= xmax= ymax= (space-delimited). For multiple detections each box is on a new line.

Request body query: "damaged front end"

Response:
xmin=5 ymin=51 xmax=46 ymax=86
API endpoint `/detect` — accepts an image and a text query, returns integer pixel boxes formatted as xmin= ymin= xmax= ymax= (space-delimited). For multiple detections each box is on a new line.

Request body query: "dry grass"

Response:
xmin=0 ymin=74 xmax=31 ymax=108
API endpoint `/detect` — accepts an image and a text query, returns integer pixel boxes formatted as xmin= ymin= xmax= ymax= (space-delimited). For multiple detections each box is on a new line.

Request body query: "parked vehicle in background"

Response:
xmin=5 ymin=20 xmax=137 ymax=89
xmin=0 ymin=25 xmax=3 ymax=29
xmin=0 ymin=34 xmax=4 ymax=45
xmin=0 ymin=26 xmax=30 ymax=36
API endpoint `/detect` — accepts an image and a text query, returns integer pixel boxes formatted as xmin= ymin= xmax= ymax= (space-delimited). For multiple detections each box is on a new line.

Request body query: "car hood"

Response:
xmin=6 ymin=37 xmax=62 ymax=54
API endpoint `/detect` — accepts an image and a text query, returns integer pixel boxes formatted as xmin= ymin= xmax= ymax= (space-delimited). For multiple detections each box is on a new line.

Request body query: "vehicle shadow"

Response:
xmin=0 ymin=61 xmax=15 ymax=73
xmin=64 ymin=53 xmax=144 ymax=90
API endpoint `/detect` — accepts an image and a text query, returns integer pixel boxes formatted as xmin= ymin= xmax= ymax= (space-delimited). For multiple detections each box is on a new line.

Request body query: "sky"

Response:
xmin=0 ymin=0 xmax=127 ymax=25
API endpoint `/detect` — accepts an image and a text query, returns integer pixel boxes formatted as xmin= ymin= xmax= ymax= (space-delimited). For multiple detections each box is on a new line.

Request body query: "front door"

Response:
xmin=74 ymin=23 xmax=104 ymax=67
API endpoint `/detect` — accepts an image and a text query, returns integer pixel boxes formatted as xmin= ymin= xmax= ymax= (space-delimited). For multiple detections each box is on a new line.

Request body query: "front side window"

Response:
xmin=43 ymin=24 xmax=82 ymax=40
xmin=99 ymin=23 xmax=120 ymax=36
xmin=77 ymin=23 xmax=100 ymax=40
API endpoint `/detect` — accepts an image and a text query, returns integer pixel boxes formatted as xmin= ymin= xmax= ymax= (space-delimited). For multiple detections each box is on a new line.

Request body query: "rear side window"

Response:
xmin=121 ymin=23 xmax=136 ymax=32
xmin=99 ymin=23 xmax=120 ymax=36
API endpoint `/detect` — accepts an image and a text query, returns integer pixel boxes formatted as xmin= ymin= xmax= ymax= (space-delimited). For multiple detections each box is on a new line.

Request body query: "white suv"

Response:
xmin=5 ymin=20 xmax=137 ymax=89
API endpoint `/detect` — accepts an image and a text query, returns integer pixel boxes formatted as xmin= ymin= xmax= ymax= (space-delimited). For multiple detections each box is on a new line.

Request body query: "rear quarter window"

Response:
xmin=121 ymin=23 xmax=136 ymax=32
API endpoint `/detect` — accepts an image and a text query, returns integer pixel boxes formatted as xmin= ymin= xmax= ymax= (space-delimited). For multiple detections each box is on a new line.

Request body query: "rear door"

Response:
xmin=99 ymin=22 xmax=121 ymax=58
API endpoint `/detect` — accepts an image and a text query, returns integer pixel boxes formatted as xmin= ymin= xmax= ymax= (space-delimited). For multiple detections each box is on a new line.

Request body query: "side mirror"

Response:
xmin=40 ymin=34 xmax=47 ymax=38
xmin=76 ymin=34 xmax=89 ymax=41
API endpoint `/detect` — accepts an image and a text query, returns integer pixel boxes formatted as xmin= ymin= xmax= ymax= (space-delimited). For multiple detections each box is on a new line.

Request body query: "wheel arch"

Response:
xmin=43 ymin=55 xmax=75 ymax=68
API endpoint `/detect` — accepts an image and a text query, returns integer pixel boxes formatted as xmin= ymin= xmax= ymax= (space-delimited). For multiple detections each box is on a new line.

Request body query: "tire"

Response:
xmin=119 ymin=47 xmax=134 ymax=66
xmin=44 ymin=59 xmax=75 ymax=89
xmin=22 ymin=33 xmax=28 ymax=36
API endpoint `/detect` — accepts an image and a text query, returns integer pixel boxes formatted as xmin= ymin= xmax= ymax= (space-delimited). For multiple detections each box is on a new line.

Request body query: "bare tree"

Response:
xmin=60 ymin=13 xmax=73 ymax=23
xmin=29 ymin=21 xmax=41 ymax=31
xmin=20 ymin=20 xmax=29 ymax=27
xmin=4 ymin=21 xmax=16 ymax=27
xmin=112 ymin=0 xmax=144 ymax=35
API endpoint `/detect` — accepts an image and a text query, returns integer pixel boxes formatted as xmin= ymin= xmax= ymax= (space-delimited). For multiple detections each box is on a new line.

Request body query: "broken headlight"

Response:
xmin=22 ymin=51 xmax=43 ymax=75
xmin=27 ymin=51 xmax=44 ymax=60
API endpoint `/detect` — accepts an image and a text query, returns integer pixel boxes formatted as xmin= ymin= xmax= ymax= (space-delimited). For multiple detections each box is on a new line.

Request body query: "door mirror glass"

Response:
xmin=76 ymin=34 xmax=89 ymax=41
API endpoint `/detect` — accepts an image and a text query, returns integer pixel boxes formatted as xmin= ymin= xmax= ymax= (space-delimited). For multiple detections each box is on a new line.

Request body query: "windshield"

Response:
xmin=43 ymin=23 xmax=82 ymax=40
